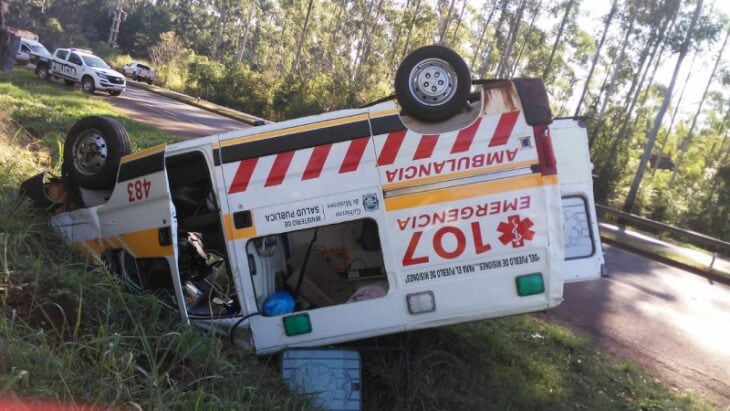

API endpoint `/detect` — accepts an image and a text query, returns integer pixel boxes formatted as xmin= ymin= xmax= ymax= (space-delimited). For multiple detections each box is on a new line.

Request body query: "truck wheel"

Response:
xmin=81 ymin=76 xmax=95 ymax=94
xmin=62 ymin=116 xmax=132 ymax=190
xmin=64 ymin=79 xmax=75 ymax=87
xmin=109 ymin=90 xmax=122 ymax=97
xmin=395 ymin=45 xmax=471 ymax=122
xmin=147 ymin=79 xmax=153 ymax=85
xmin=133 ymin=74 xmax=139 ymax=81
xmin=36 ymin=64 xmax=50 ymax=81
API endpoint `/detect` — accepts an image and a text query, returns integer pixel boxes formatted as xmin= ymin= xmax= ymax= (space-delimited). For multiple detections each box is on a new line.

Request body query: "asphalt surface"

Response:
xmin=104 ymin=84 xmax=730 ymax=407
xmin=540 ymin=244 xmax=730 ymax=407
xmin=101 ymin=84 xmax=251 ymax=139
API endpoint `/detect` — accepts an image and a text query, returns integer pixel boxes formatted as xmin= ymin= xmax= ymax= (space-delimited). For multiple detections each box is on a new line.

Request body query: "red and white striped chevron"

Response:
xmin=224 ymin=110 xmax=534 ymax=195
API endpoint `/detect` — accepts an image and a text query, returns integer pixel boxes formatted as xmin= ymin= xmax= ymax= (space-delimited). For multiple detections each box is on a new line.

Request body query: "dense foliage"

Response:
xmin=5 ymin=0 xmax=729 ymax=241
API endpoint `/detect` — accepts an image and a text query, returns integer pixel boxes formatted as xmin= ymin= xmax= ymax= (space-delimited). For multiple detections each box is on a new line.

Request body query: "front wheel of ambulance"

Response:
xmin=63 ymin=116 xmax=132 ymax=190
xmin=395 ymin=45 xmax=471 ymax=122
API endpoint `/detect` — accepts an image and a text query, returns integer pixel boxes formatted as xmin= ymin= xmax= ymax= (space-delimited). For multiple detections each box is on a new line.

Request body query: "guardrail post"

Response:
xmin=708 ymin=253 xmax=716 ymax=272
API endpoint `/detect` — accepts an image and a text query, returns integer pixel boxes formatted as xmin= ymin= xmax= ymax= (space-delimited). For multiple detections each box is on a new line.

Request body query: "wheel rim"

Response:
xmin=83 ymin=79 xmax=93 ymax=92
xmin=38 ymin=68 xmax=47 ymax=79
xmin=408 ymin=58 xmax=458 ymax=107
xmin=72 ymin=129 xmax=108 ymax=175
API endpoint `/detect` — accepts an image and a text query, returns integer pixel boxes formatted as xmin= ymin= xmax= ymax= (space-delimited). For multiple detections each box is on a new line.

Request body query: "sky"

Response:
xmin=569 ymin=0 xmax=729 ymax=116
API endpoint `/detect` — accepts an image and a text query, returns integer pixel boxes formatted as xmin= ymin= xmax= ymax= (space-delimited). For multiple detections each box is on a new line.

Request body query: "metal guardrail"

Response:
xmin=596 ymin=204 xmax=730 ymax=252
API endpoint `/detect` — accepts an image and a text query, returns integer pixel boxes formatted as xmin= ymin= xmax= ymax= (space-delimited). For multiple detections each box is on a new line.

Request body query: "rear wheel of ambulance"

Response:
xmin=395 ymin=45 xmax=471 ymax=122
xmin=62 ymin=116 xmax=132 ymax=190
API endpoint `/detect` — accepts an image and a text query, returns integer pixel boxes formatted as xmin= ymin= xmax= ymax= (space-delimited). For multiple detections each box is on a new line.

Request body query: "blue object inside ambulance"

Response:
xmin=263 ymin=291 xmax=296 ymax=316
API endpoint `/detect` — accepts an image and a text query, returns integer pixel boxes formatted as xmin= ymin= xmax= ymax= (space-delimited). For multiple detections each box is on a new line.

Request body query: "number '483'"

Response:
xmin=127 ymin=179 xmax=152 ymax=202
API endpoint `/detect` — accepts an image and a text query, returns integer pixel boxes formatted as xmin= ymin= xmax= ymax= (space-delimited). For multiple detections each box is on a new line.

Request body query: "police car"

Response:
xmin=21 ymin=46 xmax=603 ymax=354
xmin=35 ymin=48 xmax=126 ymax=96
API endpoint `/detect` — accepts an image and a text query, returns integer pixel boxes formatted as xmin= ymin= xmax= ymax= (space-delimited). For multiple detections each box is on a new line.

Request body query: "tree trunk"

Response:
xmin=438 ymin=0 xmax=457 ymax=44
xmin=574 ymin=0 xmax=617 ymax=116
xmin=623 ymin=0 xmax=704 ymax=213
xmin=401 ymin=0 xmax=422 ymax=59
xmin=292 ymin=0 xmax=314 ymax=72
xmin=236 ymin=2 xmax=256 ymax=65
xmin=211 ymin=1 xmax=230 ymax=60
xmin=542 ymin=0 xmax=575 ymax=80
xmin=509 ymin=0 xmax=542 ymax=77
xmin=354 ymin=0 xmax=385 ymax=86
xmin=481 ymin=0 xmax=510 ymax=77
xmin=326 ymin=0 xmax=348 ymax=72
xmin=649 ymin=47 xmax=698 ymax=179
xmin=470 ymin=0 xmax=499 ymax=70
xmin=590 ymin=16 xmax=635 ymax=139
xmin=497 ymin=0 xmax=527 ymax=77
xmin=602 ymin=14 xmax=670 ymax=168
xmin=388 ymin=0 xmax=411 ymax=69
xmin=448 ymin=0 xmax=468 ymax=46
xmin=668 ymin=27 xmax=729 ymax=185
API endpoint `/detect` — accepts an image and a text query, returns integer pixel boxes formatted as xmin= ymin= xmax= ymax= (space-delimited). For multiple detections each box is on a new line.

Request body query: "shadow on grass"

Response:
xmin=354 ymin=316 xmax=700 ymax=410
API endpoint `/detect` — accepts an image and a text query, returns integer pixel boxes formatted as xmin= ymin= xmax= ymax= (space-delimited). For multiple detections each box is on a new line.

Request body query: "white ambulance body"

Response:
xmin=45 ymin=80 xmax=602 ymax=355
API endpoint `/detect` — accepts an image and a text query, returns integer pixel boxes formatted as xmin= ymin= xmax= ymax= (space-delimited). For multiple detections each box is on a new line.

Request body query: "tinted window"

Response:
xmin=55 ymin=50 xmax=68 ymax=60
xmin=20 ymin=45 xmax=31 ymax=53
xmin=137 ymin=64 xmax=151 ymax=70
xmin=82 ymin=55 xmax=109 ymax=68
xmin=30 ymin=44 xmax=50 ymax=55
xmin=68 ymin=53 xmax=82 ymax=65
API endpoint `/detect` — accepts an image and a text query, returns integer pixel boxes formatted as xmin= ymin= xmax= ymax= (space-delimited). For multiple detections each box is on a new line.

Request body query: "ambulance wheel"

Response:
xmin=63 ymin=116 xmax=132 ymax=190
xmin=395 ymin=45 xmax=471 ymax=122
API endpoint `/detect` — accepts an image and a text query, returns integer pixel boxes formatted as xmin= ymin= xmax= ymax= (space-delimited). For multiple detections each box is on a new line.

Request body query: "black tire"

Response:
xmin=62 ymin=116 xmax=132 ymax=190
xmin=147 ymin=79 xmax=153 ymax=85
xmin=81 ymin=76 xmax=95 ymax=94
xmin=109 ymin=90 xmax=122 ymax=97
xmin=36 ymin=64 xmax=50 ymax=81
xmin=395 ymin=45 xmax=471 ymax=122
xmin=64 ymin=79 xmax=75 ymax=86
xmin=133 ymin=74 xmax=139 ymax=81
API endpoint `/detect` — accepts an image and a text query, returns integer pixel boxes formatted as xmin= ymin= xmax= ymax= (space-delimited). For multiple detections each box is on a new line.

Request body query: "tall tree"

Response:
xmin=496 ymin=0 xmax=527 ymax=77
xmin=542 ymin=0 xmax=575 ymax=80
xmin=623 ymin=0 xmax=704 ymax=212
xmin=574 ymin=0 xmax=617 ymax=116
xmin=437 ymin=0 xmax=456 ymax=44
xmin=292 ymin=0 xmax=314 ymax=71
xmin=470 ymin=0 xmax=498 ymax=70
xmin=669 ymin=26 xmax=729 ymax=184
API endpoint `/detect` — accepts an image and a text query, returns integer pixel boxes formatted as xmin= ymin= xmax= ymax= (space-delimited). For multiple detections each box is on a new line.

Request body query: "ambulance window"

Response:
xmin=562 ymin=196 xmax=596 ymax=259
xmin=247 ymin=218 xmax=388 ymax=314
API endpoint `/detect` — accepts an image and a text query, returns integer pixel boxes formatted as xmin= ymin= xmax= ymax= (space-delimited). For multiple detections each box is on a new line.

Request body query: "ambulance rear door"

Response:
xmin=551 ymin=117 xmax=604 ymax=282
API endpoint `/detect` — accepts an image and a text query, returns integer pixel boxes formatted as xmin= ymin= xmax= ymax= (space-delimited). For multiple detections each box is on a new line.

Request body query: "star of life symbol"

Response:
xmin=498 ymin=215 xmax=535 ymax=248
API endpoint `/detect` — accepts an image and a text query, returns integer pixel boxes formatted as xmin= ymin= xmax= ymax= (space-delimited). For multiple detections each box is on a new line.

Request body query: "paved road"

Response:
xmin=540 ymin=245 xmax=730 ymax=407
xmin=101 ymin=85 xmax=251 ymax=139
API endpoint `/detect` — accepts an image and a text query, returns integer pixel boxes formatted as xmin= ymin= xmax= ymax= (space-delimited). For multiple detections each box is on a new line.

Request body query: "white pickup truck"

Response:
xmin=35 ymin=48 xmax=126 ymax=96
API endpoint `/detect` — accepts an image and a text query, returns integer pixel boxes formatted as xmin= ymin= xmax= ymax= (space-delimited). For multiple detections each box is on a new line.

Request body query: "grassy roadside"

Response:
xmin=0 ymin=69 xmax=713 ymax=409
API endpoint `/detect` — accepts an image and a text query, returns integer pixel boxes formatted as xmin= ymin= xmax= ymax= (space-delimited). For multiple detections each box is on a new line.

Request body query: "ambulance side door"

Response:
xmin=551 ymin=118 xmax=604 ymax=282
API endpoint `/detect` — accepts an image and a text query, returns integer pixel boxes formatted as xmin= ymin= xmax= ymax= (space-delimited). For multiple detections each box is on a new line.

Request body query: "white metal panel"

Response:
xmin=551 ymin=118 xmax=604 ymax=283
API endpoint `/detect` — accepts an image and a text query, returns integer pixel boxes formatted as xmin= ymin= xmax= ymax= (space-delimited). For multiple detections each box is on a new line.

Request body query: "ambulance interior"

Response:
xmin=247 ymin=218 xmax=389 ymax=314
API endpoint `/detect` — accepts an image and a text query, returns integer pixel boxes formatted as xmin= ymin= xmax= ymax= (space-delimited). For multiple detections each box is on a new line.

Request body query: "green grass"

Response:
xmin=0 ymin=68 xmax=716 ymax=410
xmin=359 ymin=318 xmax=707 ymax=409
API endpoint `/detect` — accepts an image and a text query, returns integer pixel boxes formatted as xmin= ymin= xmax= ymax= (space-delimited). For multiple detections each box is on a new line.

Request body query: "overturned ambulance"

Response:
xmin=21 ymin=46 xmax=603 ymax=354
